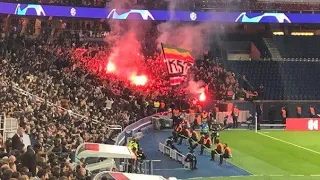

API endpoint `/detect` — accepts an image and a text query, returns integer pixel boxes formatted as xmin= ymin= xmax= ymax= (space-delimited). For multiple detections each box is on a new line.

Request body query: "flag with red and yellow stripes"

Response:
xmin=162 ymin=44 xmax=195 ymax=62
xmin=161 ymin=43 xmax=195 ymax=86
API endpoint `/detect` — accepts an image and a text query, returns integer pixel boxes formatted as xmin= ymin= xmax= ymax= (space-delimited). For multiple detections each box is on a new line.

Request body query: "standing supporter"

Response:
xmin=158 ymin=101 xmax=166 ymax=112
xmin=281 ymin=107 xmax=287 ymax=123
xmin=11 ymin=127 xmax=25 ymax=152
xmin=296 ymin=105 xmax=302 ymax=118
xmin=232 ymin=105 xmax=239 ymax=128
xmin=309 ymin=105 xmax=316 ymax=118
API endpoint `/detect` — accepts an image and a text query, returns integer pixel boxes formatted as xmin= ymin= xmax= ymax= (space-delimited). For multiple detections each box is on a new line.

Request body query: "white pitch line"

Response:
xmin=258 ymin=132 xmax=320 ymax=155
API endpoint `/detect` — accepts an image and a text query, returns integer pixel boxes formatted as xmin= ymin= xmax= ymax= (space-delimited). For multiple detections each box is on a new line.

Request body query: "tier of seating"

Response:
xmin=227 ymin=61 xmax=320 ymax=100
xmin=273 ymin=36 xmax=320 ymax=59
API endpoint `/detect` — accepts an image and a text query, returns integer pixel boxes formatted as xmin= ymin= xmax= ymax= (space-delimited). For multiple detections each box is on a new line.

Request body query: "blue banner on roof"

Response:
xmin=1 ymin=2 xmax=320 ymax=24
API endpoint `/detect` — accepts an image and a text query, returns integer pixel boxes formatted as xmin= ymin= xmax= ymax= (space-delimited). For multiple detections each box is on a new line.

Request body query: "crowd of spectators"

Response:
xmin=0 ymin=16 xmax=252 ymax=179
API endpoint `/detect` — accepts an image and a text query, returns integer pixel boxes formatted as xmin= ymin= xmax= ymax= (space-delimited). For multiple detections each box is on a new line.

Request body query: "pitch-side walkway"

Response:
xmin=139 ymin=130 xmax=251 ymax=179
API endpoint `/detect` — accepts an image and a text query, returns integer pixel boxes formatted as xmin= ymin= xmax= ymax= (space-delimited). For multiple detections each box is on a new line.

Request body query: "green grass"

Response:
xmin=192 ymin=130 xmax=320 ymax=180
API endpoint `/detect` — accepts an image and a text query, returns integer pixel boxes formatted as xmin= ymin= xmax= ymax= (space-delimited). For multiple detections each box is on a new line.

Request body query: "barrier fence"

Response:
xmin=158 ymin=142 xmax=191 ymax=169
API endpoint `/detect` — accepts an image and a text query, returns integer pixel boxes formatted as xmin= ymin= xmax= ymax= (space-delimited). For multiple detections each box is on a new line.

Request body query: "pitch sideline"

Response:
xmin=257 ymin=132 xmax=320 ymax=155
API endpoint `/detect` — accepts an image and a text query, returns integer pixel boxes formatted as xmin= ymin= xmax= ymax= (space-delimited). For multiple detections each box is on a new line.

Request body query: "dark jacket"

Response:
xmin=11 ymin=134 xmax=24 ymax=151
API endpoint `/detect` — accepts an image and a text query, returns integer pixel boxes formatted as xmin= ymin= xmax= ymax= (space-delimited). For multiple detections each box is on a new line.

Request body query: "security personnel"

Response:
xmin=172 ymin=123 xmax=183 ymax=142
xmin=190 ymin=133 xmax=212 ymax=155
xmin=178 ymin=128 xmax=192 ymax=145
xmin=296 ymin=106 xmax=302 ymax=118
xmin=172 ymin=108 xmax=180 ymax=117
xmin=172 ymin=108 xmax=181 ymax=128
xmin=193 ymin=115 xmax=201 ymax=129
xmin=200 ymin=122 xmax=209 ymax=135
xmin=219 ymin=144 xmax=232 ymax=165
xmin=185 ymin=150 xmax=197 ymax=170
xmin=281 ymin=107 xmax=287 ymax=123
xmin=232 ymin=105 xmax=239 ymax=128
xmin=165 ymin=136 xmax=180 ymax=153
xmin=181 ymin=119 xmax=190 ymax=129
xmin=154 ymin=100 xmax=160 ymax=109
xmin=136 ymin=148 xmax=146 ymax=173
xmin=212 ymin=105 xmax=219 ymax=121
xmin=188 ymin=129 xmax=199 ymax=148
xmin=128 ymin=139 xmax=138 ymax=151
xmin=201 ymin=111 xmax=208 ymax=123
xmin=128 ymin=147 xmax=138 ymax=173
xmin=309 ymin=106 xmax=316 ymax=118
xmin=210 ymin=139 xmax=223 ymax=161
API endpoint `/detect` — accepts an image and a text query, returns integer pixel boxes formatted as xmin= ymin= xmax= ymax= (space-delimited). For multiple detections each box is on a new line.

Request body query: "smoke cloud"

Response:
xmin=187 ymin=80 xmax=205 ymax=94
xmin=104 ymin=0 xmax=151 ymax=80
xmin=156 ymin=0 xmax=214 ymax=58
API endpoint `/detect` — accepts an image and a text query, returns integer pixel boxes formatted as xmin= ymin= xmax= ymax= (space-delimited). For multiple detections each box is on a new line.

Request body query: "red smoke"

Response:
xmin=131 ymin=74 xmax=148 ymax=86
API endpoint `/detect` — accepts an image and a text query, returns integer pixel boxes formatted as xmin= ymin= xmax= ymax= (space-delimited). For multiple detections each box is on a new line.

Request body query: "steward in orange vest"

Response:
xmin=210 ymin=139 xmax=223 ymax=161
xmin=190 ymin=133 xmax=212 ymax=155
xmin=178 ymin=128 xmax=192 ymax=145
xmin=219 ymin=144 xmax=232 ymax=165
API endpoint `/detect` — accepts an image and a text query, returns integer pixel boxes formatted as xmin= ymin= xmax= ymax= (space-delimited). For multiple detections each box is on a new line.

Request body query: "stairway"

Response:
xmin=263 ymin=38 xmax=282 ymax=61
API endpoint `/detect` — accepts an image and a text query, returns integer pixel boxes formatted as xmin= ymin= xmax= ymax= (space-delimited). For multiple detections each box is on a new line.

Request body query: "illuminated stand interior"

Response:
xmin=1 ymin=2 xmax=320 ymax=23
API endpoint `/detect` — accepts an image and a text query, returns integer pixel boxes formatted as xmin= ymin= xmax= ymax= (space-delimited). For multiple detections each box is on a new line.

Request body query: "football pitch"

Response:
xmin=193 ymin=130 xmax=320 ymax=180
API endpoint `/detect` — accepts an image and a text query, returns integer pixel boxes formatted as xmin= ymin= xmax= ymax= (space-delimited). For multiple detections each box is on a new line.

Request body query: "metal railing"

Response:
xmin=11 ymin=83 xmax=100 ymax=124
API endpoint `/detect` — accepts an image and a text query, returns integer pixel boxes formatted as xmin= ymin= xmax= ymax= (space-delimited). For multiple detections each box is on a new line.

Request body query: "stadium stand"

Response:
xmin=227 ymin=61 xmax=320 ymax=100
xmin=273 ymin=36 xmax=320 ymax=59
